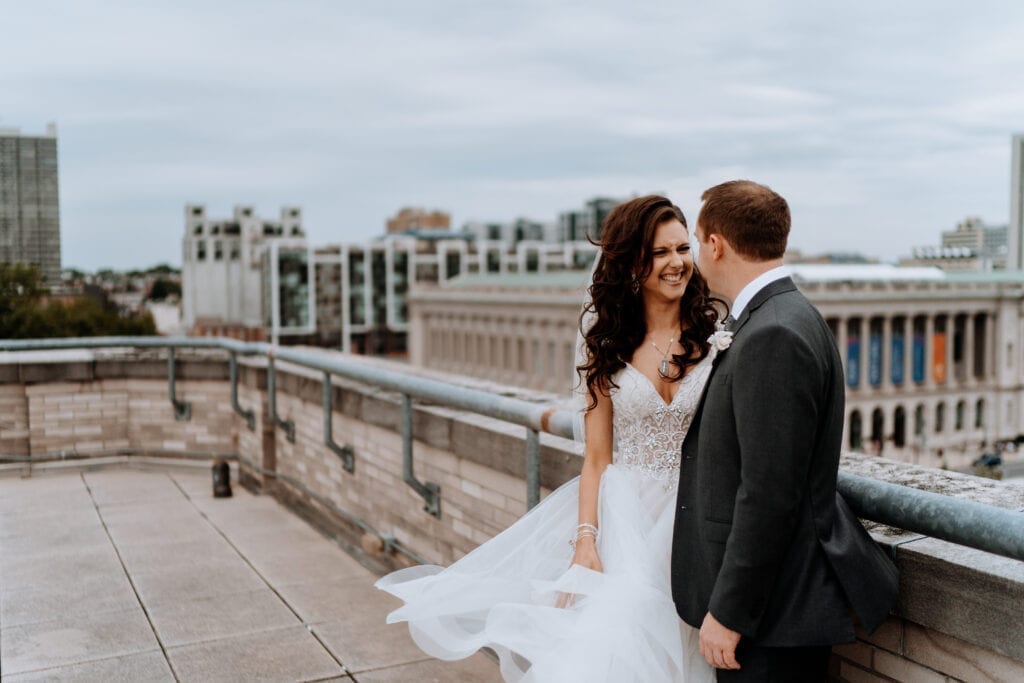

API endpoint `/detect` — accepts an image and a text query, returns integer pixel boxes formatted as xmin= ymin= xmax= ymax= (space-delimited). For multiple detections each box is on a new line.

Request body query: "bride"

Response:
xmin=376 ymin=195 xmax=723 ymax=682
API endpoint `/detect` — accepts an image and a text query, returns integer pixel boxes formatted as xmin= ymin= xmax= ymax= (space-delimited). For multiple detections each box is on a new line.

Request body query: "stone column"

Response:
xmin=965 ymin=311 xmax=976 ymax=387
xmin=836 ymin=316 xmax=848 ymax=384
xmin=881 ymin=315 xmax=892 ymax=391
xmin=860 ymin=315 xmax=868 ymax=389
xmin=988 ymin=313 xmax=998 ymax=380
xmin=945 ymin=313 xmax=955 ymax=388
xmin=924 ymin=315 xmax=935 ymax=389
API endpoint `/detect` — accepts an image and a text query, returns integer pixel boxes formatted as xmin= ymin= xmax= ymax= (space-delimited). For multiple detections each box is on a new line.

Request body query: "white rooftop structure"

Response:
xmin=790 ymin=264 xmax=947 ymax=283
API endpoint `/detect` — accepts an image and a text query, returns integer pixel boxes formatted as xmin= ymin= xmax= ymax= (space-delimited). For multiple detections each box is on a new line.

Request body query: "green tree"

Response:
xmin=147 ymin=278 xmax=182 ymax=301
xmin=0 ymin=263 xmax=157 ymax=339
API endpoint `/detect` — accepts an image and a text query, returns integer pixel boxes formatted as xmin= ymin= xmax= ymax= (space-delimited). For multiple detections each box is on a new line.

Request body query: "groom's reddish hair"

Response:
xmin=698 ymin=180 xmax=789 ymax=261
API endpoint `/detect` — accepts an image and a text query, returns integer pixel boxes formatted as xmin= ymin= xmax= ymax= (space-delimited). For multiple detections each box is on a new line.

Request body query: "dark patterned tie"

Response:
xmin=724 ymin=314 xmax=737 ymax=331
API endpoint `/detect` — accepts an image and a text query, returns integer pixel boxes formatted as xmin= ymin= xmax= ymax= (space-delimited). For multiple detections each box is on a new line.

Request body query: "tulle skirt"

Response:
xmin=375 ymin=464 xmax=714 ymax=682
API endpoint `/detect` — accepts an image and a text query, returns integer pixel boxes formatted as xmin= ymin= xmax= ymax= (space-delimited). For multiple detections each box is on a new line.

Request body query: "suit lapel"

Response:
xmin=681 ymin=277 xmax=799 ymax=453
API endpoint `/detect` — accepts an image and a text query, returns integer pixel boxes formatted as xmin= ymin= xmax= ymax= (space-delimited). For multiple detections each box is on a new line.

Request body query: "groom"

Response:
xmin=671 ymin=180 xmax=898 ymax=680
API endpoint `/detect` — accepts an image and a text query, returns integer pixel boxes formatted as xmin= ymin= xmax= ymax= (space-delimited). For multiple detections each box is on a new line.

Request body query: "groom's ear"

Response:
xmin=708 ymin=232 xmax=727 ymax=261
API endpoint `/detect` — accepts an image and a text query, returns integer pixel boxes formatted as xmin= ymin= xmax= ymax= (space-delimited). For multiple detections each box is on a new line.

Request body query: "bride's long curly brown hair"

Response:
xmin=578 ymin=195 xmax=724 ymax=409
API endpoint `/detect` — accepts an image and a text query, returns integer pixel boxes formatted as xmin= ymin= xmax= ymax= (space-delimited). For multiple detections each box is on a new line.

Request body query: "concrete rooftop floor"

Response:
xmin=0 ymin=467 xmax=501 ymax=682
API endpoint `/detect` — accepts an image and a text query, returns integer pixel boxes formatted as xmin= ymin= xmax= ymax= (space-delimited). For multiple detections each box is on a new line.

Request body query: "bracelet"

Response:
xmin=569 ymin=523 xmax=599 ymax=551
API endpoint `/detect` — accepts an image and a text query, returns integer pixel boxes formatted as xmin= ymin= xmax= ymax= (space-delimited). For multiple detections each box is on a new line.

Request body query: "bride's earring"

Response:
xmin=630 ymin=274 xmax=640 ymax=295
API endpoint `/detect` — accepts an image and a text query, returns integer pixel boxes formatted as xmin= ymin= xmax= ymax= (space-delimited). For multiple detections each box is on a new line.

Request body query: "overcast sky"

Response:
xmin=3 ymin=1 xmax=1023 ymax=270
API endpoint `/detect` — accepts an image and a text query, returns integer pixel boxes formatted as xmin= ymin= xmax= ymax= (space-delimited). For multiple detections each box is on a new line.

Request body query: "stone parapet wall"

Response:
xmin=0 ymin=348 xmax=1021 ymax=681
xmin=0 ymin=356 xmax=238 ymax=458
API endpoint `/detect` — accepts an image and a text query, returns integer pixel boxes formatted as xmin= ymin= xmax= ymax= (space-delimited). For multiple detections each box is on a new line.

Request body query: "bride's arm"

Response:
xmin=571 ymin=387 xmax=614 ymax=572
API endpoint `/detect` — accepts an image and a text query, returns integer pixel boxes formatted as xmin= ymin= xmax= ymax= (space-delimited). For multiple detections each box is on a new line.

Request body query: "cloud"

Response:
xmin=1 ymin=1 xmax=1022 ymax=269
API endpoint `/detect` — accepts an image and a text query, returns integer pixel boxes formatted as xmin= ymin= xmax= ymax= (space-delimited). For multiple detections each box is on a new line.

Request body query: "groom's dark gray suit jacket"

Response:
xmin=671 ymin=277 xmax=898 ymax=646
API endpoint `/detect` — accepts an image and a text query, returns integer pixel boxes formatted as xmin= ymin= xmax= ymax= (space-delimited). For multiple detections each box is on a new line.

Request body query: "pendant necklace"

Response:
xmin=650 ymin=336 xmax=676 ymax=379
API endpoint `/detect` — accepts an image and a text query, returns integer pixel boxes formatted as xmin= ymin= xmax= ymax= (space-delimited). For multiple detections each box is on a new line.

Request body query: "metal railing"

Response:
xmin=1 ymin=336 xmax=1022 ymax=563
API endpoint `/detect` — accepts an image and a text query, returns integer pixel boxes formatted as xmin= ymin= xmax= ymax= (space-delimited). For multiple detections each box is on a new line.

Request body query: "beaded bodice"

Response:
xmin=609 ymin=355 xmax=713 ymax=482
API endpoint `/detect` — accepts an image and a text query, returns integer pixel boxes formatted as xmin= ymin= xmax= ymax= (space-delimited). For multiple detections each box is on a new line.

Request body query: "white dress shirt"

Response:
xmin=729 ymin=265 xmax=791 ymax=320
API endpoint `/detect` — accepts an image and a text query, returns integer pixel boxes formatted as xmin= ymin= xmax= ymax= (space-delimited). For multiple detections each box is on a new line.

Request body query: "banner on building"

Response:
xmin=868 ymin=331 xmax=882 ymax=386
xmin=912 ymin=332 xmax=925 ymax=384
xmin=847 ymin=335 xmax=860 ymax=387
xmin=891 ymin=333 xmax=905 ymax=385
xmin=933 ymin=332 xmax=947 ymax=384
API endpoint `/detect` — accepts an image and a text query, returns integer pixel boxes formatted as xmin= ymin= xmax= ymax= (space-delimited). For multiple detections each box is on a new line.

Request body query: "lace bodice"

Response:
xmin=609 ymin=355 xmax=713 ymax=482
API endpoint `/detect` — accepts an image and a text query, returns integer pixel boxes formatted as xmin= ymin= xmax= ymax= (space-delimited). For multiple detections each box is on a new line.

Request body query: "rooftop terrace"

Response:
xmin=0 ymin=465 xmax=498 ymax=682
xmin=0 ymin=337 xmax=1022 ymax=682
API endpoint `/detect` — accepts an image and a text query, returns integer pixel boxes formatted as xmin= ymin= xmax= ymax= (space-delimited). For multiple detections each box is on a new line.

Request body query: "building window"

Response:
xmin=870 ymin=408 xmax=884 ymax=454
xmin=893 ymin=406 xmax=906 ymax=448
xmin=914 ymin=404 xmax=925 ymax=438
xmin=526 ymin=251 xmax=540 ymax=272
xmin=197 ymin=240 xmax=206 ymax=261
xmin=849 ymin=410 xmax=862 ymax=451
xmin=955 ymin=400 xmax=965 ymax=431
xmin=193 ymin=225 xmax=203 ymax=235
xmin=214 ymin=241 xmax=223 ymax=261
xmin=229 ymin=242 xmax=240 ymax=260
xmin=935 ymin=402 xmax=945 ymax=434
xmin=975 ymin=399 xmax=985 ymax=429
xmin=486 ymin=251 xmax=501 ymax=273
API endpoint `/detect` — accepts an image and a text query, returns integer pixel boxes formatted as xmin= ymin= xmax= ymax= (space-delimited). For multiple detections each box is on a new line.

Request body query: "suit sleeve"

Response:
xmin=707 ymin=321 xmax=822 ymax=637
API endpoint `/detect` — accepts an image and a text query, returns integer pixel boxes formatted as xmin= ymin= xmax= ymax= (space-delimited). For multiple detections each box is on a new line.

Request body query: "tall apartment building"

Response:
xmin=0 ymin=123 xmax=61 ymax=288
xmin=558 ymin=197 xmax=621 ymax=243
xmin=181 ymin=204 xmax=314 ymax=342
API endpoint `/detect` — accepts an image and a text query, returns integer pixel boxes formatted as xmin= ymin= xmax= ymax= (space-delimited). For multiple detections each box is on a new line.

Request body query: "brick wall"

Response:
xmin=832 ymin=617 xmax=1024 ymax=681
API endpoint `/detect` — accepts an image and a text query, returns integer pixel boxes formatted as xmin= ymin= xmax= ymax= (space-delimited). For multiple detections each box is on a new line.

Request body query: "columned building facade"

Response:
xmin=410 ymin=266 xmax=1024 ymax=470
xmin=799 ymin=271 xmax=1021 ymax=469
xmin=409 ymin=272 xmax=588 ymax=394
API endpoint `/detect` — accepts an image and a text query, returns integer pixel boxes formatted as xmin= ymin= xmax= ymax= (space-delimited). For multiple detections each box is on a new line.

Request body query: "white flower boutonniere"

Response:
xmin=707 ymin=324 xmax=734 ymax=361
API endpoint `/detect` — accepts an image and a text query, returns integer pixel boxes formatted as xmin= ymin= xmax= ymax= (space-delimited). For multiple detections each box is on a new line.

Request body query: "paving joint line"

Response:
xmin=167 ymin=472 xmax=349 ymax=676
xmin=0 ymin=647 xmax=168 ymax=679
xmin=80 ymin=471 xmax=181 ymax=683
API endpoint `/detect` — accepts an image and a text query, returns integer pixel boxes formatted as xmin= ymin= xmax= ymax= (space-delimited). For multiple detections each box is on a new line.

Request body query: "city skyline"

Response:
xmin=3 ymin=1 xmax=1023 ymax=271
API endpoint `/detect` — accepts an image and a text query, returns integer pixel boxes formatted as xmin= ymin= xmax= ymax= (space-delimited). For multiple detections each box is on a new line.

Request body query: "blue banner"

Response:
xmin=847 ymin=336 xmax=860 ymax=387
xmin=912 ymin=332 xmax=925 ymax=384
xmin=868 ymin=334 xmax=882 ymax=386
xmin=891 ymin=334 xmax=905 ymax=385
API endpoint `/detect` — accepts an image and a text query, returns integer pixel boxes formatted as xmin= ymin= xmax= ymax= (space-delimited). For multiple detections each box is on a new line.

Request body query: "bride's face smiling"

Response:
xmin=640 ymin=219 xmax=692 ymax=301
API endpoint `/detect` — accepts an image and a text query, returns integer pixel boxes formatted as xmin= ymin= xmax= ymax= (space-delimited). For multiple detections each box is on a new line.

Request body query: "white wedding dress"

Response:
xmin=376 ymin=355 xmax=716 ymax=682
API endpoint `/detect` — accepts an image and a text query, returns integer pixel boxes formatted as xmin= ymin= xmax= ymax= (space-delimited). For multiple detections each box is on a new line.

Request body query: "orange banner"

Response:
xmin=932 ymin=332 xmax=947 ymax=383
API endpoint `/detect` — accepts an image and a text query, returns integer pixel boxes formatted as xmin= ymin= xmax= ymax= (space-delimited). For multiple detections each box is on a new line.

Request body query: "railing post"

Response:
xmin=267 ymin=354 xmax=295 ymax=443
xmin=230 ymin=352 xmax=256 ymax=431
xmin=401 ymin=393 xmax=441 ymax=517
xmin=167 ymin=348 xmax=191 ymax=421
xmin=323 ymin=372 xmax=355 ymax=473
xmin=526 ymin=428 xmax=540 ymax=510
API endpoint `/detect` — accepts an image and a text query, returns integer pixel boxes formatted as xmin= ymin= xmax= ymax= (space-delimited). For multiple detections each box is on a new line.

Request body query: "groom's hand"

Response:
xmin=699 ymin=611 xmax=741 ymax=670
